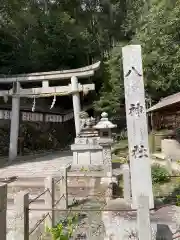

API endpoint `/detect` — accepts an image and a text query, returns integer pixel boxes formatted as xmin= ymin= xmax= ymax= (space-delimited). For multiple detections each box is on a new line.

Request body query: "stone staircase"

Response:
xmin=5 ymin=177 xmax=50 ymax=240
xmin=4 ymin=175 xmax=98 ymax=240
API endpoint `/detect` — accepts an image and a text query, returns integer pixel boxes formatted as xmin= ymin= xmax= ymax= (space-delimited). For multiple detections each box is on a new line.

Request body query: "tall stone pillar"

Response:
xmin=9 ymin=82 xmax=20 ymax=161
xmin=71 ymin=76 xmax=81 ymax=136
xmin=122 ymin=45 xmax=154 ymax=209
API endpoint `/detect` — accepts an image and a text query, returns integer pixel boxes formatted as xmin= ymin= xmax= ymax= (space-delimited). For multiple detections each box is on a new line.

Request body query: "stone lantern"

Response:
xmin=94 ymin=112 xmax=117 ymax=176
xmin=94 ymin=112 xmax=116 ymax=139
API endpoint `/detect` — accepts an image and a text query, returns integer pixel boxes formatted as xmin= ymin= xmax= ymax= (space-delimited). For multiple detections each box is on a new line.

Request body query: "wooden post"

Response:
xmin=59 ymin=167 xmax=68 ymax=209
xmin=151 ymin=130 xmax=155 ymax=153
xmin=0 ymin=183 xmax=7 ymax=240
xmin=44 ymin=177 xmax=55 ymax=228
xmin=12 ymin=191 xmax=29 ymax=240
xmin=122 ymin=45 xmax=154 ymax=209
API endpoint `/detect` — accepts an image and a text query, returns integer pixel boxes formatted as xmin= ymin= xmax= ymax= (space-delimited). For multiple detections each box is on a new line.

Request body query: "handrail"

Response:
xmin=29 ymin=213 xmax=50 ymax=235
xmin=54 ymin=176 xmax=63 ymax=184
xmin=54 ymin=194 xmax=66 ymax=207
xmin=29 ymin=189 xmax=50 ymax=204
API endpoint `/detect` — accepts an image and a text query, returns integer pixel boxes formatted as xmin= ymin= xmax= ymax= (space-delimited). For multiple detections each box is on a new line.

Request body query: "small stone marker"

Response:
xmin=156 ymin=224 xmax=173 ymax=240
xmin=44 ymin=177 xmax=55 ymax=228
xmin=123 ymin=164 xmax=131 ymax=203
xmin=166 ymin=157 xmax=172 ymax=175
xmin=59 ymin=167 xmax=68 ymax=209
xmin=122 ymin=45 xmax=154 ymax=209
xmin=12 ymin=191 xmax=29 ymax=240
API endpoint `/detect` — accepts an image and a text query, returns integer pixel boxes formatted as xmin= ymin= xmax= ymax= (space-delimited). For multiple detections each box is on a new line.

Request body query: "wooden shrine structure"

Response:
xmin=147 ymin=92 xmax=180 ymax=130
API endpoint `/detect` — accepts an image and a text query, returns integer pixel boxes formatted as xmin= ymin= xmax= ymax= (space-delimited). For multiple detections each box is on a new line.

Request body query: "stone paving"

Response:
xmin=102 ymin=199 xmax=180 ymax=240
xmin=4 ymin=151 xmax=180 ymax=239
xmin=4 ymin=151 xmax=73 ymax=240
xmin=0 ymin=151 xmax=73 ymax=178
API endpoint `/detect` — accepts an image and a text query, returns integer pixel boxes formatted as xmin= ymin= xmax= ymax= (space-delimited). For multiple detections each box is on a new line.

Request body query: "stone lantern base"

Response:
xmin=71 ymin=136 xmax=103 ymax=169
xmin=71 ymin=113 xmax=115 ymax=173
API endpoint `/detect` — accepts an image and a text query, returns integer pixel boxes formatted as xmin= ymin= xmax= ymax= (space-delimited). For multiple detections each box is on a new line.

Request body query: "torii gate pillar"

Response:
xmin=71 ymin=76 xmax=81 ymax=136
xmin=9 ymin=82 xmax=20 ymax=161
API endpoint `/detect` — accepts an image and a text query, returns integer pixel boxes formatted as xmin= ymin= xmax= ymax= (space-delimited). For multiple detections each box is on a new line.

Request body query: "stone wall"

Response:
xmin=161 ymin=139 xmax=180 ymax=161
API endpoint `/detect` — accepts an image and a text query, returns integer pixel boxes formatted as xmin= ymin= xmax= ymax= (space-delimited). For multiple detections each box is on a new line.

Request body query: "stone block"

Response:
xmin=123 ymin=164 xmax=131 ymax=203
xmin=59 ymin=167 xmax=68 ymax=210
xmin=44 ymin=177 xmax=55 ymax=228
xmin=156 ymin=224 xmax=172 ymax=240
xmin=162 ymin=139 xmax=180 ymax=161
xmin=12 ymin=191 xmax=29 ymax=240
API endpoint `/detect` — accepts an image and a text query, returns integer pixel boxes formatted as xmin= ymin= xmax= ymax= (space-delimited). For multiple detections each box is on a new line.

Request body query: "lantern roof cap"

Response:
xmin=94 ymin=112 xmax=117 ymax=129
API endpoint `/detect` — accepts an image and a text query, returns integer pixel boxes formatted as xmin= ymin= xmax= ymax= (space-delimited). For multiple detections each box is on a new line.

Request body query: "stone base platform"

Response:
xmin=69 ymin=164 xmax=104 ymax=172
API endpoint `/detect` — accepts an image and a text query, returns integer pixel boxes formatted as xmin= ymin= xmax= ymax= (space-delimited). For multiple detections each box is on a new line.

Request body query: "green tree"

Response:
xmin=94 ymin=43 xmax=125 ymax=115
xmin=135 ymin=0 xmax=180 ymax=99
xmin=122 ymin=0 xmax=148 ymax=39
xmin=95 ymin=0 xmax=180 ymax=114
xmin=94 ymin=0 xmax=147 ymax=115
xmin=0 ymin=0 xmax=101 ymax=74
xmin=2 ymin=0 xmax=173 ymax=114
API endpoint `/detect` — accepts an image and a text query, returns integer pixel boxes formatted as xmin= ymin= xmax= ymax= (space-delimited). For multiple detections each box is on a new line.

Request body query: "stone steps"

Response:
xmin=7 ymin=182 xmax=45 ymax=195
xmin=152 ymin=152 xmax=166 ymax=160
xmin=7 ymin=197 xmax=87 ymax=240
xmin=7 ymin=193 xmax=84 ymax=206
xmin=7 ymin=193 xmax=44 ymax=205
xmin=7 ymin=206 xmax=49 ymax=240
xmin=6 ymin=176 xmax=96 ymax=193
xmin=6 ymin=175 xmax=97 ymax=239
xmin=6 ymin=177 xmax=58 ymax=239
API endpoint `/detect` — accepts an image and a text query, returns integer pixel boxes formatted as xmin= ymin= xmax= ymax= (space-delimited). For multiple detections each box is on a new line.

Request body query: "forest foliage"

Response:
xmin=0 ymin=0 xmax=179 ymax=115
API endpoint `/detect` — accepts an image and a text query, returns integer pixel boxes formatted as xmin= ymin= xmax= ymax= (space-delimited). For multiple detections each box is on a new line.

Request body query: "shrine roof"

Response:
xmin=147 ymin=92 xmax=180 ymax=113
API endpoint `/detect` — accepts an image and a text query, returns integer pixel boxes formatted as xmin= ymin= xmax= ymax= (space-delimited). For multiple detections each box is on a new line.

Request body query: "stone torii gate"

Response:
xmin=0 ymin=61 xmax=100 ymax=161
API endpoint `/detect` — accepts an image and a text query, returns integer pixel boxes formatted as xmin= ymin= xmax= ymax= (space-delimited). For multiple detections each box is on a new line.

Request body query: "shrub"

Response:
xmin=151 ymin=164 xmax=170 ymax=184
xmin=175 ymin=128 xmax=180 ymax=143
xmin=176 ymin=195 xmax=180 ymax=206
xmin=176 ymin=160 xmax=180 ymax=165
xmin=116 ymin=129 xmax=127 ymax=141
xmin=45 ymin=214 xmax=78 ymax=240
xmin=112 ymin=157 xmax=128 ymax=164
